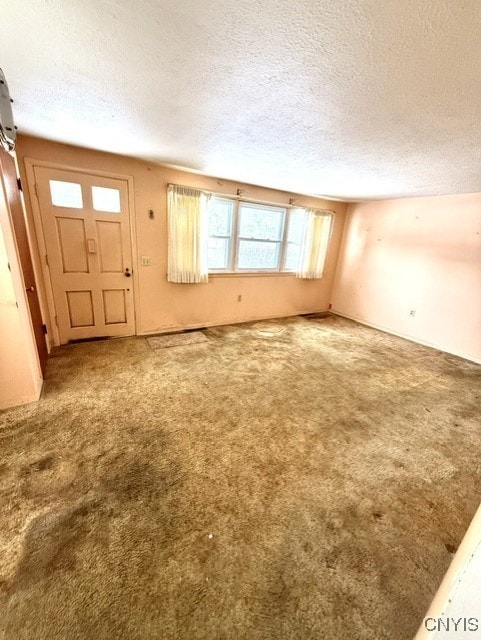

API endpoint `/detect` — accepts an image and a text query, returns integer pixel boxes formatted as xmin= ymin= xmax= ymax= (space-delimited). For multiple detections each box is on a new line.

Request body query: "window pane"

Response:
xmin=284 ymin=242 xmax=302 ymax=271
xmin=209 ymin=198 xmax=234 ymax=236
xmin=238 ymin=203 xmax=285 ymax=241
xmin=287 ymin=209 xmax=306 ymax=244
xmin=208 ymin=237 xmax=230 ymax=269
xmin=283 ymin=209 xmax=306 ymax=271
xmin=92 ymin=186 xmax=121 ymax=213
xmin=237 ymin=240 xmax=280 ymax=269
xmin=49 ymin=180 xmax=83 ymax=208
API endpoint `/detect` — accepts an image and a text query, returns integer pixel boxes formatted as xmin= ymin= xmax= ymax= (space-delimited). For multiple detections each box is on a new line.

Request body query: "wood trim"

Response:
xmin=0 ymin=148 xmax=48 ymax=373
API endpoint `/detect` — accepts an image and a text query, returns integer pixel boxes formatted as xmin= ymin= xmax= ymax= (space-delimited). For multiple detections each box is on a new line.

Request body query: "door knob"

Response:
xmin=26 ymin=285 xmax=35 ymax=292
xmin=124 ymin=268 xmax=131 ymax=277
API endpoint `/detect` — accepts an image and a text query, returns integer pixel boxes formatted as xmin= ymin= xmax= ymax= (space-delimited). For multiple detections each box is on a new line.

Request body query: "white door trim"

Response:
xmin=23 ymin=158 xmax=140 ymax=346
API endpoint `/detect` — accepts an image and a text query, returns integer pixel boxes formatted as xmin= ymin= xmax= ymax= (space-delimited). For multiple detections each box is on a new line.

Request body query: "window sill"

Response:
xmin=209 ymin=271 xmax=296 ymax=278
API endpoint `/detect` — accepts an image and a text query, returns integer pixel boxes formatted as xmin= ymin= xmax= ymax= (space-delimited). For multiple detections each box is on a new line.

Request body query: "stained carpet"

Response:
xmin=147 ymin=331 xmax=209 ymax=350
xmin=0 ymin=315 xmax=480 ymax=639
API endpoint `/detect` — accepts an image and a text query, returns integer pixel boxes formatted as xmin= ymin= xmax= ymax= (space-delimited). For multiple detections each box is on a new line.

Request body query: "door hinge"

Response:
xmin=45 ymin=253 xmax=49 ymax=267
xmin=54 ymin=315 xmax=58 ymax=326
xmin=34 ymin=183 xmax=39 ymax=197
xmin=17 ymin=177 xmax=22 ymax=191
xmin=42 ymin=323 xmax=48 ymax=335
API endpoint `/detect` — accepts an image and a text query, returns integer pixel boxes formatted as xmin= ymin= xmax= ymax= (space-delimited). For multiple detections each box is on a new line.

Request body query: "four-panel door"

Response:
xmin=34 ymin=167 xmax=135 ymax=344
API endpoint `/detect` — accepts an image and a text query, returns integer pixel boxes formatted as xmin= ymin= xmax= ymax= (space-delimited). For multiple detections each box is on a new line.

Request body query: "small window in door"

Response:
xmin=92 ymin=186 xmax=121 ymax=213
xmin=49 ymin=180 xmax=83 ymax=208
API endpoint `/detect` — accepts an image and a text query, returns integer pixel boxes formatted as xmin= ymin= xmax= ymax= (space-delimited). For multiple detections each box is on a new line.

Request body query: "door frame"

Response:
xmin=0 ymin=165 xmax=43 ymax=404
xmin=23 ymin=158 xmax=139 ymax=346
xmin=0 ymin=148 xmax=48 ymax=373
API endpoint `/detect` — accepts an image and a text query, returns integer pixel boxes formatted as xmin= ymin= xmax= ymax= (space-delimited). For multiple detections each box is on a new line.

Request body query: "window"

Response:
xmin=92 ymin=186 xmax=121 ymax=213
xmin=237 ymin=202 xmax=285 ymax=270
xmin=207 ymin=198 xmax=234 ymax=270
xmin=49 ymin=180 xmax=83 ymax=209
xmin=207 ymin=197 xmax=308 ymax=273
xmin=284 ymin=208 xmax=306 ymax=272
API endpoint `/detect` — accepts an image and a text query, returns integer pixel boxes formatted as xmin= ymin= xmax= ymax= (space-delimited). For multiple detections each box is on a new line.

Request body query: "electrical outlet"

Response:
xmin=141 ymin=256 xmax=151 ymax=266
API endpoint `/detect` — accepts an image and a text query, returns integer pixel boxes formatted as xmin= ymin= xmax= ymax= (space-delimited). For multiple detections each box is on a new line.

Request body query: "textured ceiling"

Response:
xmin=2 ymin=0 xmax=481 ymax=199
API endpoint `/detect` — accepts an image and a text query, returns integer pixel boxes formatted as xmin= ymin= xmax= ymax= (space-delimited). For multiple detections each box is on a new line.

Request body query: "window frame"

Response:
xmin=235 ymin=201 xmax=287 ymax=273
xmin=283 ymin=207 xmax=307 ymax=273
xmin=207 ymin=197 xmax=236 ymax=271
xmin=208 ymin=197 xmax=310 ymax=274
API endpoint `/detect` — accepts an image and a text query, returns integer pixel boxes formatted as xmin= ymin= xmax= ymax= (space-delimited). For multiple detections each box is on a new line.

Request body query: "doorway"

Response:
xmin=31 ymin=165 xmax=136 ymax=344
xmin=0 ymin=147 xmax=48 ymax=373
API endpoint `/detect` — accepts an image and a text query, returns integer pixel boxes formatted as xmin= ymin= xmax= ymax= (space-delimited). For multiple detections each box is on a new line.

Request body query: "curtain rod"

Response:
xmin=167 ymin=183 xmax=334 ymax=213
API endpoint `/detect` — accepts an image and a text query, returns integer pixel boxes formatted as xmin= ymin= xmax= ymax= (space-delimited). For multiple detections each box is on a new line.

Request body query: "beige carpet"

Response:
xmin=1 ymin=315 xmax=480 ymax=639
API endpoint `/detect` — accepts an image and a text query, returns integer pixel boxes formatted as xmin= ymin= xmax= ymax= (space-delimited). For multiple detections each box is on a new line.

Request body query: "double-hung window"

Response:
xmin=208 ymin=197 xmax=308 ymax=273
xmin=237 ymin=202 xmax=285 ymax=270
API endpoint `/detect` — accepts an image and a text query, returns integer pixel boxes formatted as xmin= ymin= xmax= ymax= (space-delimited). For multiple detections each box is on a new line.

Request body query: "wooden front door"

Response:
xmin=34 ymin=167 xmax=135 ymax=344
xmin=0 ymin=148 xmax=48 ymax=373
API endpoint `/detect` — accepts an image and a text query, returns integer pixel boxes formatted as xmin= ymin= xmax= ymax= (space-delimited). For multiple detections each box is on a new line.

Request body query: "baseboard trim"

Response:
xmin=330 ymin=310 xmax=481 ymax=365
xmin=139 ymin=308 xmax=331 ymax=337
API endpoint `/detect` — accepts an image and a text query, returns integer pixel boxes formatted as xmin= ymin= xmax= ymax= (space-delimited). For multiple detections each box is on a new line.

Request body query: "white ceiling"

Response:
xmin=2 ymin=0 xmax=481 ymax=200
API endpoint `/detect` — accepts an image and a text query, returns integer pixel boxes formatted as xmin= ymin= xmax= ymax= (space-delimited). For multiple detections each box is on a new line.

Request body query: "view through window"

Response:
xmin=207 ymin=197 xmax=307 ymax=273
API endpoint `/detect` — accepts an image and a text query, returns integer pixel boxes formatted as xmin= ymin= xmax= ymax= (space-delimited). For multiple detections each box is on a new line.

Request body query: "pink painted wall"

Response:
xmin=16 ymin=136 xmax=346 ymax=341
xmin=332 ymin=195 xmax=481 ymax=363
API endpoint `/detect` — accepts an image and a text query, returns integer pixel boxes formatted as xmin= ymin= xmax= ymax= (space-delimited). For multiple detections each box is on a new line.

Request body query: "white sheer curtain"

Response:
xmin=167 ymin=185 xmax=211 ymax=283
xmin=296 ymin=209 xmax=334 ymax=279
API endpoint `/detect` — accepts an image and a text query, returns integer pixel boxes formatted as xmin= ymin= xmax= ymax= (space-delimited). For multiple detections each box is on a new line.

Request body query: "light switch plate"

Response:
xmin=140 ymin=256 xmax=151 ymax=266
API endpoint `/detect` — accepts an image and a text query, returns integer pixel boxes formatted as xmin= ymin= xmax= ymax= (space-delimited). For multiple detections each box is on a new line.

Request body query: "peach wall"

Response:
xmin=16 ymin=136 xmax=346 ymax=342
xmin=332 ymin=195 xmax=481 ymax=363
